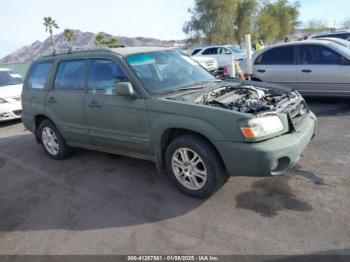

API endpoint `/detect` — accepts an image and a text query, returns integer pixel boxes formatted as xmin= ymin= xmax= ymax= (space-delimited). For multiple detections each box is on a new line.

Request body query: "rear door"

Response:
xmin=46 ymin=59 xmax=90 ymax=145
xmin=22 ymin=61 xmax=53 ymax=125
xmin=297 ymin=44 xmax=350 ymax=95
xmin=84 ymin=58 xmax=151 ymax=156
xmin=253 ymin=45 xmax=298 ymax=88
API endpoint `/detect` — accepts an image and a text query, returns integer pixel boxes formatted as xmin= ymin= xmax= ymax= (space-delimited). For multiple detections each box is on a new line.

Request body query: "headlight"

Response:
xmin=240 ymin=115 xmax=284 ymax=139
xmin=0 ymin=98 xmax=8 ymax=104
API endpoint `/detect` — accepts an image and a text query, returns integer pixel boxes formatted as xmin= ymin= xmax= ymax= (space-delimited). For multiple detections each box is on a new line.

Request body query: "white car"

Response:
xmin=191 ymin=45 xmax=246 ymax=67
xmin=0 ymin=68 xmax=23 ymax=122
xmin=190 ymin=55 xmax=218 ymax=73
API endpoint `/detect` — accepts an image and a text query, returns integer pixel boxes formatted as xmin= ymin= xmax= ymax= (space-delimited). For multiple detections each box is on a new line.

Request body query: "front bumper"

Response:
xmin=0 ymin=102 xmax=22 ymax=122
xmin=217 ymin=112 xmax=317 ymax=177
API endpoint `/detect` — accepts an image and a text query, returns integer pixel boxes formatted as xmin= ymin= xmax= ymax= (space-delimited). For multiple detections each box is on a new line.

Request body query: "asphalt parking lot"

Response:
xmin=0 ymin=97 xmax=349 ymax=255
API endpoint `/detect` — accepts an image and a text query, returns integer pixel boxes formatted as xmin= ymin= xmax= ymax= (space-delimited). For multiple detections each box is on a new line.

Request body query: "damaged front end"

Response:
xmin=194 ymin=82 xmax=311 ymax=141
xmin=196 ymin=83 xmax=301 ymax=115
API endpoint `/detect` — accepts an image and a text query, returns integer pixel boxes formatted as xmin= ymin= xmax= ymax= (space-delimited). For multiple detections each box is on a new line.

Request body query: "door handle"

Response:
xmin=301 ymin=69 xmax=312 ymax=73
xmin=257 ymin=69 xmax=266 ymax=73
xmin=48 ymin=97 xmax=57 ymax=103
xmin=88 ymin=101 xmax=102 ymax=108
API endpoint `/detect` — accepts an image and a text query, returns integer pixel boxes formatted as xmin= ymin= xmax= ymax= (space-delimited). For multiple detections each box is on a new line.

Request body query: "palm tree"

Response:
xmin=95 ymin=34 xmax=119 ymax=47
xmin=95 ymin=34 xmax=105 ymax=44
xmin=63 ymin=28 xmax=76 ymax=44
xmin=43 ymin=17 xmax=59 ymax=51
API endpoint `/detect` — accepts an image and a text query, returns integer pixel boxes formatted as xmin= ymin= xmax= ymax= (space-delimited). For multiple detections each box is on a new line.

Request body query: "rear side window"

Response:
xmin=202 ymin=48 xmax=218 ymax=55
xmin=87 ymin=59 xmax=129 ymax=95
xmin=54 ymin=60 xmax=86 ymax=90
xmin=27 ymin=62 xmax=53 ymax=89
xmin=256 ymin=46 xmax=294 ymax=65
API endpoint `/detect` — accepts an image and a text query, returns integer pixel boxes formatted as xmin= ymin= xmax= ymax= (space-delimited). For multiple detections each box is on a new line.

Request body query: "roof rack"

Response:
xmin=41 ymin=44 xmax=125 ymax=57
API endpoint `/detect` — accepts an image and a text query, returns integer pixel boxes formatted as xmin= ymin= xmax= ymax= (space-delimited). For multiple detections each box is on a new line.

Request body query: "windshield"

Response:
xmin=126 ymin=50 xmax=216 ymax=94
xmin=0 ymin=70 xmax=24 ymax=87
xmin=330 ymin=42 xmax=350 ymax=57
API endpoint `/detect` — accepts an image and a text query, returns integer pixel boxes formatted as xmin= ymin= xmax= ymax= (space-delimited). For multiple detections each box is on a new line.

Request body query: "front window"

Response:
xmin=299 ymin=45 xmax=342 ymax=65
xmin=126 ymin=51 xmax=215 ymax=94
xmin=0 ymin=70 xmax=24 ymax=87
xmin=87 ymin=59 xmax=129 ymax=95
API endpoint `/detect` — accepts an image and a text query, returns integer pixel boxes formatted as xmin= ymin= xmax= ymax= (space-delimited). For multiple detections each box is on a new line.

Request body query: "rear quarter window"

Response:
xmin=27 ymin=62 xmax=53 ymax=89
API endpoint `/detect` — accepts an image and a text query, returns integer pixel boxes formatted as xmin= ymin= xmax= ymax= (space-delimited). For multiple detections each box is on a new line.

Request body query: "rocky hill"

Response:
xmin=0 ymin=30 xmax=186 ymax=63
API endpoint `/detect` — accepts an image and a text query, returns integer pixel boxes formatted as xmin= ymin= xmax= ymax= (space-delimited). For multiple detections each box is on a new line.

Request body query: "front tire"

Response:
xmin=165 ymin=134 xmax=227 ymax=198
xmin=38 ymin=120 xmax=72 ymax=160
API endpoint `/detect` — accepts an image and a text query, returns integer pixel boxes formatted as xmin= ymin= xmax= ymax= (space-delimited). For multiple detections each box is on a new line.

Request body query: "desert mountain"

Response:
xmin=0 ymin=30 xmax=186 ymax=63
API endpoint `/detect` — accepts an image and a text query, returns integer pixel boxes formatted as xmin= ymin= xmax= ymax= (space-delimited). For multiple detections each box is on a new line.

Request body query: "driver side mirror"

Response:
xmin=116 ymin=82 xmax=135 ymax=97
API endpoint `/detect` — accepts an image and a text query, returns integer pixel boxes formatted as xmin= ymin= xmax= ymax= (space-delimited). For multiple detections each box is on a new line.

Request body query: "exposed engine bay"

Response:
xmin=196 ymin=84 xmax=300 ymax=114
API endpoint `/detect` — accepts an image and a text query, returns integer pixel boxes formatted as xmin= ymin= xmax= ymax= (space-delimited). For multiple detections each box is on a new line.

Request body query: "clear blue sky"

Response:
xmin=0 ymin=0 xmax=349 ymax=58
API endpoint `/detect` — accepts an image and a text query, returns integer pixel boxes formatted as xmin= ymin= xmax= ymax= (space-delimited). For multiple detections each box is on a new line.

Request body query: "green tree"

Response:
xmin=95 ymin=34 xmax=118 ymax=47
xmin=43 ymin=17 xmax=59 ymax=50
xmin=235 ymin=0 xmax=258 ymax=44
xmin=183 ymin=0 xmax=238 ymax=44
xmin=95 ymin=34 xmax=105 ymax=44
xmin=256 ymin=10 xmax=280 ymax=43
xmin=256 ymin=0 xmax=300 ymax=43
xmin=63 ymin=28 xmax=76 ymax=44
xmin=305 ymin=19 xmax=328 ymax=34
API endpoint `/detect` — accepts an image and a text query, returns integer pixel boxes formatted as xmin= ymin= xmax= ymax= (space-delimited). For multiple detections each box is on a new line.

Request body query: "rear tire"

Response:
xmin=165 ymin=134 xmax=227 ymax=198
xmin=38 ymin=120 xmax=73 ymax=160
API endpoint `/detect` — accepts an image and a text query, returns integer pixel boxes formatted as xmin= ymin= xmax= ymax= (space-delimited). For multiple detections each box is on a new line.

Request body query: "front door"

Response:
xmin=297 ymin=44 xmax=350 ymax=95
xmin=46 ymin=59 xmax=90 ymax=145
xmin=84 ymin=58 xmax=152 ymax=156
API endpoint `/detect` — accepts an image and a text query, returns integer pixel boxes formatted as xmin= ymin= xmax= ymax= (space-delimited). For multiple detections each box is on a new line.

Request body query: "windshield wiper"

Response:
xmin=159 ymin=86 xmax=205 ymax=95
xmin=159 ymin=79 xmax=221 ymax=95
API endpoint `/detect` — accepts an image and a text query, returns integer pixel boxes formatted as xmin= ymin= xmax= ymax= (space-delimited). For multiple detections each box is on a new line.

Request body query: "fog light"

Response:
xmin=271 ymin=160 xmax=279 ymax=171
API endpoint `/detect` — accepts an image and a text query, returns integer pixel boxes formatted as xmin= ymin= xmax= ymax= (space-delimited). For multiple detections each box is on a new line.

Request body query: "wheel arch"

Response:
xmin=156 ymin=127 xmax=226 ymax=172
xmin=34 ymin=114 xmax=55 ymax=143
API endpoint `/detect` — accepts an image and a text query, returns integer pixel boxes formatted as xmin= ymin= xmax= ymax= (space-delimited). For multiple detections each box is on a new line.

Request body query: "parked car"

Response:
xmin=316 ymin=37 xmax=350 ymax=49
xmin=248 ymin=40 xmax=350 ymax=96
xmin=22 ymin=47 xmax=316 ymax=198
xmin=0 ymin=68 xmax=23 ymax=122
xmin=190 ymin=55 xmax=218 ymax=74
xmin=191 ymin=45 xmax=246 ymax=66
xmin=302 ymin=30 xmax=350 ymax=41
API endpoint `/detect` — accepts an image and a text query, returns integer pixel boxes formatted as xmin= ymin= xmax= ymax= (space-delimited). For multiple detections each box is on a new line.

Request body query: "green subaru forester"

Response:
xmin=22 ymin=47 xmax=317 ymax=198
